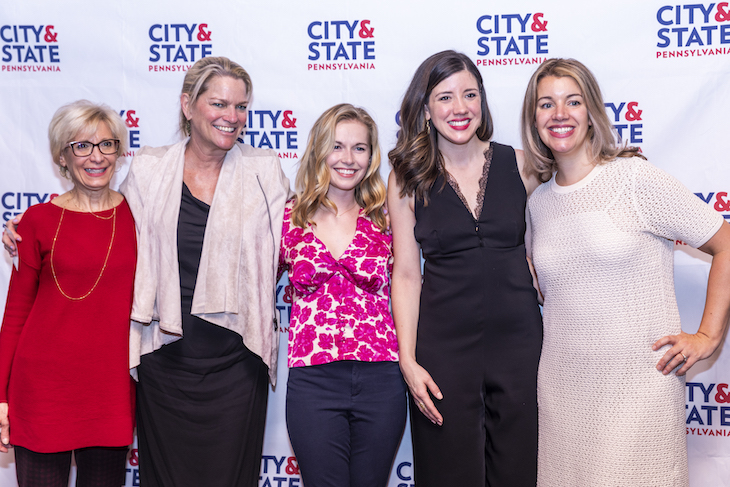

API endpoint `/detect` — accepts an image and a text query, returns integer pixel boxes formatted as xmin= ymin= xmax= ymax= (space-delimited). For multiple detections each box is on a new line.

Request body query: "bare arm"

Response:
xmin=654 ymin=221 xmax=730 ymax=375
xmin=519 ymin=149 xmax=544 ymax=303
xmin=388 ymin=171 xmax=443 ymax=425
xmin=515 ymin=149 xmax=541 ymax=197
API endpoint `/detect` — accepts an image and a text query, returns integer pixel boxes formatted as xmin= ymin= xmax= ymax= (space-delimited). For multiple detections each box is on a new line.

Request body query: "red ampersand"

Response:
xmin=44 ymin=26 xmax=58 ymax=42
xmin=625 ymin=102 xmax=642 ymax=121
xmin=282 ymin=110 xmax=297 ymax=129
xmin=283 ymin=284 xmax=293 ymax=304
xmin=359 ymin=20 xmax=374 ymax=39
xmin=531 ymin=13 xmax=548 ymax=32
xmin=715 ymin=3 xmax=730 ymax=22
xmin=197 ymin=24 xmax=212 ymax=41
xmin=125 ymin=110 xmax=140 ymax=128
xmin=715 ymin=383 xmax=730 ymax=403
xmin=128 ymin=449 xmax=139 ymax=467
xmin=714 ymin=192 xmax=730 ymax=212
xmin=285 ymin=457 xmax=300 ymax=475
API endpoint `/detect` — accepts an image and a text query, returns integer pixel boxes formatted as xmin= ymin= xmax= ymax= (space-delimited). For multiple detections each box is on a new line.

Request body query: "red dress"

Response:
xmin=0 ymin=200 xmax=136 ymax=453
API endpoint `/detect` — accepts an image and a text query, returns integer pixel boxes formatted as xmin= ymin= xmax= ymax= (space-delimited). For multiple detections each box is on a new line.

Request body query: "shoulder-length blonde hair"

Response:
xmin=520 ymin=58 xmax=643 ymax=182
xmin=291 ymin=103 xmax=387 ymax=231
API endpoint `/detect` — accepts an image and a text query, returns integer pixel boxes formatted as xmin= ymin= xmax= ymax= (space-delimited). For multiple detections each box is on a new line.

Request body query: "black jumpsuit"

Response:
xmin=411 ymin=143 xmax=543 ymax=487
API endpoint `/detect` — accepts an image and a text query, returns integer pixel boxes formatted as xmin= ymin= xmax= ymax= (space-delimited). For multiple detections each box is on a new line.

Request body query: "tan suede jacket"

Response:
xmin=119 ymin=140 xmax=290 ymax=385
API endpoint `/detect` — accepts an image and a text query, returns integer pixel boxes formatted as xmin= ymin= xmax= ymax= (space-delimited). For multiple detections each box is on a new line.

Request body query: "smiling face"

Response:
xmin=325 ymin=120 xmax=371 ymax=198
xmin=535 ymin=75 xmax=592 ymax=164
xmin=182 ymin=75 xmax=248 ymax=156
xmin=425 ymin=69 xmax=482 ymax=148
xmin=60 ymin=122 xmax=118 ymax=194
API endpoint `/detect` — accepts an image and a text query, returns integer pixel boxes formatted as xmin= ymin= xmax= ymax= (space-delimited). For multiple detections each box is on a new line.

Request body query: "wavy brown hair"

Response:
xmin=388 ymin=50 xmax=494 ymax=203
xmin=292 ymin=103 xmax=387 ymax=231
xmin=521 ymin=58 xmax=644 ymax=182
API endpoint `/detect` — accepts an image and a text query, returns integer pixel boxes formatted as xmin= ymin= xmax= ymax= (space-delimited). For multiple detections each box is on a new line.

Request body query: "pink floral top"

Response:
xmin=279 ymin=202 xmax=399 ymax=368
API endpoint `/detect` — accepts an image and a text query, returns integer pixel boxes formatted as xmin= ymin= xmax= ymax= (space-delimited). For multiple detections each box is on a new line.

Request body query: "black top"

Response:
xmin=156 ymin=183 xmax=245 ymax=361
xmin=414 ymin=142 xmax=542 ymax=359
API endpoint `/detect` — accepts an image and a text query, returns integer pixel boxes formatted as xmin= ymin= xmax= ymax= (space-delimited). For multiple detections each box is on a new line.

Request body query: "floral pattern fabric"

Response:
xmin=279 ymin=202 xmax=399 ymax=368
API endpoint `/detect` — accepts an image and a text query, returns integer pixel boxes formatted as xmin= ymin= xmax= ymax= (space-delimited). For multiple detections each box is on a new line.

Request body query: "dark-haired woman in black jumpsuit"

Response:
xmin=388 ymin=50 xmax=542 ymax=487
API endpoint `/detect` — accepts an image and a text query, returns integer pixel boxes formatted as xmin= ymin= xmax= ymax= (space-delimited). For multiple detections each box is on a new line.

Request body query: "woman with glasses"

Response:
xmin=2 ymin=57 xmax=289 ymax=486
xmin=0 ymin=100 xmax=135 ymax=487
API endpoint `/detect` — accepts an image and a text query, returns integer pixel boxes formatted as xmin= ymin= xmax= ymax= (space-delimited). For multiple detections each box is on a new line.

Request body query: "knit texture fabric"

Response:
xmin=529 ymin=157 xmax=722 ymax=487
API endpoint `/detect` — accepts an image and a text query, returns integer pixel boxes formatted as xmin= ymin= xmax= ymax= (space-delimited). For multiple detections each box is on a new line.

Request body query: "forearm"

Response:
xmin=696 ymin=250 xmax=730 ymax=348
xmin=392 ymin=273 xmax=421 ymax=363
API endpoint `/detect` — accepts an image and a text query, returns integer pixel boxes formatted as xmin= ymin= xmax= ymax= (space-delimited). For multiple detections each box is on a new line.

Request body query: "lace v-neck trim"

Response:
xmin=442 ymin=145 xmax=494 ymax=221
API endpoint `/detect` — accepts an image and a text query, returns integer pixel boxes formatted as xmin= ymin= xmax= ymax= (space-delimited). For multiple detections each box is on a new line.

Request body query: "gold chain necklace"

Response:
xmin=333 ymin=203 xmax=359 ymax=217
xmin=72 ymin=197 xmax=115 ymax=220
xmin=50 ymin=206 xmax=116 ymax=301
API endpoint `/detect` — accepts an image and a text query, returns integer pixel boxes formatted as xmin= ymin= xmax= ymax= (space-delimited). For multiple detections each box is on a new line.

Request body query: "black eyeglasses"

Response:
xmin=66 ymin=139 xmax=120 ymax=157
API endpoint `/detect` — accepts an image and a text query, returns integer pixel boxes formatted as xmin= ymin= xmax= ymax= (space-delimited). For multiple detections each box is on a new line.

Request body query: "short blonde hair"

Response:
xmin=179 ymin=56 xmax=252 ymax=136
xmin=292 ymin=103 xmax=387 ymax=231
xmin=48 ymin=100 xmax=128 ymax=178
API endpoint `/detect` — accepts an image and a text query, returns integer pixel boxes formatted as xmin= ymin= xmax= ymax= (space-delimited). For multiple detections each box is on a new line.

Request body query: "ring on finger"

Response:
xmin=417 ymin=401 xmax=425 ymax=410
xmin=680 ymin=352 xmax=688 ymax=363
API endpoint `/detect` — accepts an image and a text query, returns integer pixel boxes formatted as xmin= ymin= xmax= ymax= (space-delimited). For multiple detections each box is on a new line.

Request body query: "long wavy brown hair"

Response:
xmin=291 ymin=103 xmax=387 ymax=231
xmin=388 ymin=50 xmax=494 ymax=204
xmin=520 ymin=58 xmax=644 ymax=183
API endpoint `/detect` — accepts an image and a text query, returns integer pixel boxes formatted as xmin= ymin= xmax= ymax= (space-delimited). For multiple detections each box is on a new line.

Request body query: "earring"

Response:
xmin=425 ymin=118 xmax=431 ymax=135
xmin=186 ymin=119 xmax=191 ymax=135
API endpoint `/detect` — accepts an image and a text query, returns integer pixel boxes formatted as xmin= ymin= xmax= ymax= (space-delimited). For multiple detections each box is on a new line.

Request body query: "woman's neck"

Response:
xmin=324 ymin=187 xmax=359 ymax=216
xmin=439 ymin=136 xmax=489 ymax=170
xmin=554 ymin=151 xmax=596 ymax=186
xmin=184 ymin=143 xmax=226 ymax=173
xmin=67 ymin=187 xmax=116 ymax=212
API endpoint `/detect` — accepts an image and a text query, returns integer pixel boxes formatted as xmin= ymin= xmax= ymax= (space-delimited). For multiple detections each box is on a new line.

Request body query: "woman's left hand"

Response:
xmin=653 ymin=331 xmax=721 ymax=376
xmin=0 ymin=402 xmax=9 ymax=452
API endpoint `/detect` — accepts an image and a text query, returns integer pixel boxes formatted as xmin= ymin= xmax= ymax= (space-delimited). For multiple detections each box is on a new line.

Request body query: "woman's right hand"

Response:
xmin=400 ymin=358 xmax=443 ymax=426
xmin=0 ymin=402 xmax=9 ymax=452
xmin=2 ymin=213 xmax=23 ymax=258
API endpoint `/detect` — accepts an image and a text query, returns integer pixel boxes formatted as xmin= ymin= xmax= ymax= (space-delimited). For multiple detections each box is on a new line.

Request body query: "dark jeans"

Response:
xmin=286 ymin=360 xmax=407 ymax=487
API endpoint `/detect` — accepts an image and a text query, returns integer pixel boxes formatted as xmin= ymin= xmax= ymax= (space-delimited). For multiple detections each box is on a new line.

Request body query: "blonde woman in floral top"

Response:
xmin=279 ymin=104 xmax=406 ymax=487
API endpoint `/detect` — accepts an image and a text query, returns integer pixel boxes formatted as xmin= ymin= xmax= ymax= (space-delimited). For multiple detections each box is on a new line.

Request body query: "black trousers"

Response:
xmin=286 ymin=361 xmax=407 ymax=487
xmin=409 ymin=352 xmax=539 ymax=487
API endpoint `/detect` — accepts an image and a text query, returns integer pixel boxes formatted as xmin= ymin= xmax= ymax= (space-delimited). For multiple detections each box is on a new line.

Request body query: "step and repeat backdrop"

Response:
xmin=1 ymin=0 xmax=730 ymax=485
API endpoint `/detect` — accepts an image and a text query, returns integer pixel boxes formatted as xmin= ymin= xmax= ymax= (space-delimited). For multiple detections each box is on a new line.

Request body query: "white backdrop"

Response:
xmin=1 ymin=0 xmax=730 ymax=485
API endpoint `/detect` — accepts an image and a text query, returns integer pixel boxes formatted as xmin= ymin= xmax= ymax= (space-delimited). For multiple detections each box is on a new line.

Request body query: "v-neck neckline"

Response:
xmin=441 ymin=145 xmax=494 ymax=222
xmin=308 ymin=209 xmax=363 ymax=262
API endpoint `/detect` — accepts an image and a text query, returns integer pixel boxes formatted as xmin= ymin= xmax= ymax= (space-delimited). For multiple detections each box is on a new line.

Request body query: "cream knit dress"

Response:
xmin=529 ymin=157 xmax=723 ymax=487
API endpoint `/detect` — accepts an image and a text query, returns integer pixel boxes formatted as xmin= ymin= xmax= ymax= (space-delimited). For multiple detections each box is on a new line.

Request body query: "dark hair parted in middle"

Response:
xmin=388 ymin=50 xmax=494 ymax=204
